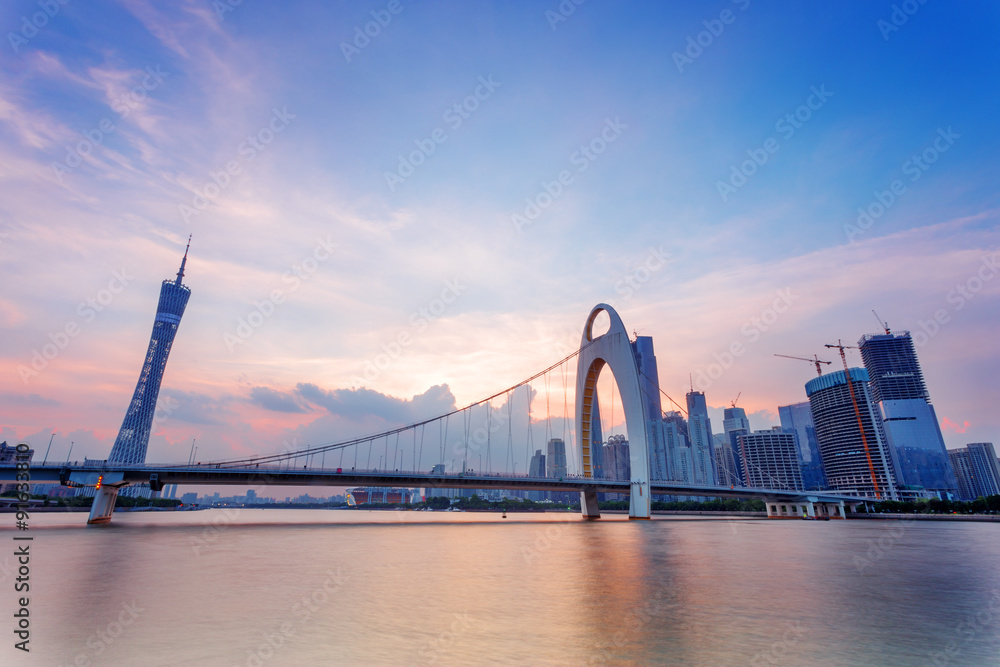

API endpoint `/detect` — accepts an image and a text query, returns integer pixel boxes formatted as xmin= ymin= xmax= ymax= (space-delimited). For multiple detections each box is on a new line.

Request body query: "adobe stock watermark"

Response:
xmin=689 ymin=288 xmax=796 ymax=392
xmin=59 ymin=599 xmax=145 ymax=666
xmin=18 ymin=268 xmax=133 ymax=383
xmin=910 ymin=252 xmax=998 ymax=349
xmin=416 ymin=612 xmax=477 ymax=665
xmin=923 ymin=588 xmax=1000 ymax=667
xmin=716 ymin=85 xmax=834 ymax=202
xmin=7 ymin=0 xmax=70 ymax=54
xmin=511 ymin=117 xmax=627 ymax=233
xmin=844 ymin=127 xmax=959 ymax=243
xmin=878 ymin=0 xmax=930 ymax=41
xmin=545 ymin=0 xmax=587 ymax=31
xmin=51 ymin=65 xmax=169 ymax=183
xmin=213 ymin=0 xmax=245 ymax=21
xmin=223 ymin=235 xmax=337 ymax=352
xmin=748 ymin=621 xmax=807 ymax=667
xmin=521 ymin=514 xmax=578 ymax=565
xmin=613 ymin=246 xmax=670 ymax=302
xmin=384 ymin=75 xmax=501 ymax=192
xmin=340 ymin=0 xmax=409 ymax=63
xmin=179 ymin=107 xmax=296 ymax=224
xmin=236 ymin=567 xmax=345 ymax=667
xmin=853 ymin=518 xmax=914 ymax=574
xmin=673 ymin=0 xmax=751 ymax=73
xmin=587 ymin=580 xmax=679 ymax=665
xmin=353 ymin=278 xmax=466 ymax=384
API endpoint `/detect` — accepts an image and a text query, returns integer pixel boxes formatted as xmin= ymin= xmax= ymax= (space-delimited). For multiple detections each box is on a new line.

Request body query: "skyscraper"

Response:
xmin=738 ymin=428 xmax=805 ymax=490
xmin=632 ymin=336 xmax=668 ymax=481
xmin=806 ymin=368 xmax=899 ymax=500
xmin=528 ymin=449 xmax=546 ymax=500
xmin=778 ymin=402 xmax=827 ymax=490
xmin=859 ymin=331 xmax=958 ymax=497
xmin=590 ymin=394 xmax=604 ymax=478
xmin=719 ymin=406 xmax=750 ymax=486
xmin=546 ymin=437 xmax=571 ymax=502
xmin=107 ymin=239 xmax=192 ymax=465
xmin=602 ymin=434 xmax=630 ymax=501
xmin=686 ymin=391 xmax=717 ymax=485
xmin=663 ymin=411 xmax=691 ymax=483
xmin=546 ymin=438 xmax=567 ymax=479
xmin=948 ymin=443 xmax=1000 ymax=501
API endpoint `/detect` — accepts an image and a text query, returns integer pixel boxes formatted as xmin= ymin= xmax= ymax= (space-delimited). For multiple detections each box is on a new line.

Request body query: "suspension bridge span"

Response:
xmin=2 ymin=304 xmax=868 ymax=524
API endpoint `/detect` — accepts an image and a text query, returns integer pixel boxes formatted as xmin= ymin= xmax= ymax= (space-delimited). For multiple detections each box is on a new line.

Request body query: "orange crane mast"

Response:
xmin=824 ymin=340 xmax=882 ymax=500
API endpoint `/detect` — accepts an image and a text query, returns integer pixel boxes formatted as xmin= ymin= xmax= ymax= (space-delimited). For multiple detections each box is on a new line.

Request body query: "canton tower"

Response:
xmin=107 ymin=237 xmax=192 ymax=464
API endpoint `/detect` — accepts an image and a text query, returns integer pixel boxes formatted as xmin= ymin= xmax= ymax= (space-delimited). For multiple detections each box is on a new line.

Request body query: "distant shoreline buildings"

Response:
xmin=583 ymin=329 xmax=994 ymax=505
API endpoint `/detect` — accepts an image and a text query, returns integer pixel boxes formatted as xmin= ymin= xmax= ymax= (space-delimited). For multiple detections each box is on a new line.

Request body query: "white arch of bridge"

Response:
xmin=575 ymin=303 xmax=651 ymax=519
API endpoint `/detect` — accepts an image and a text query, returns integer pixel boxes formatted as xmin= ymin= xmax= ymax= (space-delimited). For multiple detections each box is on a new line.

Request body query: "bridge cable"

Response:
xmin=486 ymin=399 xmax=492 ymax=475
xmin=206 ymin=342 xmax=596 ymax=468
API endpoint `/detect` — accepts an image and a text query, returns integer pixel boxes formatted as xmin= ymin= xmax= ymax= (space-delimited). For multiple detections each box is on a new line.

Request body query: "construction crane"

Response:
xmin=872 ymin=310 xmax=890 ymax=335
xmin=774 ymin=354 xmax=832 ymax=376
xmin=730 ymin=392 xmax=741 ymax=409
xmin=824 ymin=339 xmax=882 ymax=500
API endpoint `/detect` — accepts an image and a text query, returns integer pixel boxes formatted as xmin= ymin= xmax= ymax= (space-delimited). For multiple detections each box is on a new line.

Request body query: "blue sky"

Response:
xmin=1 ymin=0 xmax=998 ymax=471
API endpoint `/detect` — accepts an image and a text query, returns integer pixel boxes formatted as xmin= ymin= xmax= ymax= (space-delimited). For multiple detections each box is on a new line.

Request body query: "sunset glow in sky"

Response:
xmin=2 ymin=1 xmax=998 ymax=474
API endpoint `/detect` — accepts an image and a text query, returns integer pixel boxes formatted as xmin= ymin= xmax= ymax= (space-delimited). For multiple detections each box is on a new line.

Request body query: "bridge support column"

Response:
xmin=764 ymin=499 xmax=797 ymax=519
xmin=88 ymin=485 xmax=121 ymax=525
xmin=629 ymin=480 xmax=651 ymax=520
xmin=580 ymin=490 xmax=600 ymax=519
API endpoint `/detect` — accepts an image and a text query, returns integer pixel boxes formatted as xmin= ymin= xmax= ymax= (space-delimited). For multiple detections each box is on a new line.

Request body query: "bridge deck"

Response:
xmin=0 ymin=463 xmax=867 ymax=503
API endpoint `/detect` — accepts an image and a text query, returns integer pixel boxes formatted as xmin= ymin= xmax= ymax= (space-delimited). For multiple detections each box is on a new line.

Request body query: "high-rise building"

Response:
xmin=948 ymin=443 xmax=1000 ymax=501
xmin=738 ymin=428 xmax=805 ymax=490
xmin=859 ymin=331 xmax=958 ymax=497
xmin=590 ymin=394 xmax=604 ymax=478
xmin=546 ymin=438 xmax=567 ymax=479
xmin=108 ymin=239 xmax=192 ymax=465
xmin=685 ymin=391 xmax=717 ymax=485
xmin=719 ymin=406 xmax=750 ymax=486
xmin=778 ymin=402 xmax=827 ymax=490
xmin=632 ymin=336 xmax=668 ymax=481
xmin=806 ymin=368 xmax=899 ymax=500
xmin=602 ymin=435 xmax=630 ymax=501
xmin=546 ymin=438 xmax=572 ymax=502
xmin=528 ymin=449 xmax=547 ymax=501
xmin=662 ymin=411 xmax=691 ymax=483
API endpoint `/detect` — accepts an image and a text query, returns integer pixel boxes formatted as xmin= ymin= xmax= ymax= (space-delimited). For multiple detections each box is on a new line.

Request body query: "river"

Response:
xmin=2 ymin=509 xmax=999 ymax=666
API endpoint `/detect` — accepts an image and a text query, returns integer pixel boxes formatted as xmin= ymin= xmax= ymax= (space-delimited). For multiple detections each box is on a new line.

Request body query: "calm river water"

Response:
xmin=2 ymin=510 xmax=999 ymax=666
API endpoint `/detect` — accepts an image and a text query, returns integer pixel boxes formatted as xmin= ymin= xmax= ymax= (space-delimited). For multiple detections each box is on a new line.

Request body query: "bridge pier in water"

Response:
xmin=580 ymin=490 xmax=600 ymax=518
xmin=88 ymin=485 xmax=122 ymax=525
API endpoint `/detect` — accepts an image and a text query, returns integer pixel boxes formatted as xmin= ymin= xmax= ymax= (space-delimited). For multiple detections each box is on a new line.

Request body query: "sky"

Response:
xmin=1 ymin=0 xmax=998 ymax=484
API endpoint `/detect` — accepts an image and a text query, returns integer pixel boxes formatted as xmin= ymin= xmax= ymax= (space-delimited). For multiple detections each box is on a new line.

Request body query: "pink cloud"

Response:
xmin=941 ymin=417 xmax=970 ymax=434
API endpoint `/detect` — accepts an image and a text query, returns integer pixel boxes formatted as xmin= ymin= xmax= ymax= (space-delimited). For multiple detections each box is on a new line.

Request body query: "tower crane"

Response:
xmin=730 ymin=392 xmax=741 ymax=409
xmin=824 ymin=339 xmax=882 ymax=500
xmin=872 ymin=310 xmax=890 ymax=335
xmin=773 ymin=354 xmax=832 ymax=376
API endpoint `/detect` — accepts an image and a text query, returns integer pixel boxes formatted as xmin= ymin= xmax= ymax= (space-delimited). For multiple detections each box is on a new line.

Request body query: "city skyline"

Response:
xmin=1 ymin=2 xmax=998 ymax=470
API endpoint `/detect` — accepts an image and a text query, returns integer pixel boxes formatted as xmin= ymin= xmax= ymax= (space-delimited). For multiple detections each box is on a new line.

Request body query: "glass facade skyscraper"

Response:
xmin=632 ymin=336 xmax=668 ymax=481
xmin=858 ymin=331 xmax=958 ymax=497
xmin=720 ymin=406 xmax=749 ymax=486
xmin=685 ymin=391 xmax=717 ymax=485
xmin=107 ymin=240 xmax=192 ymax=465
xmin=778 ymin=401 xmax=827 ymax=490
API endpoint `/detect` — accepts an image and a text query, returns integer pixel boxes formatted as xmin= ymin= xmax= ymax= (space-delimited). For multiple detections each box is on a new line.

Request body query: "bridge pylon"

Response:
xmin=575 ymin=304 xmax=652 ymax=519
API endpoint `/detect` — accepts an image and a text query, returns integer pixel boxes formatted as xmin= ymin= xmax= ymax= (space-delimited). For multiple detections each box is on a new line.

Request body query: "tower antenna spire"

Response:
xmin=175 ymin=234 xmax=192 ymax=285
